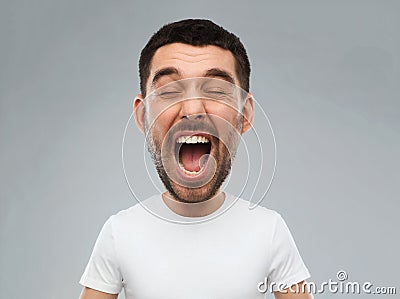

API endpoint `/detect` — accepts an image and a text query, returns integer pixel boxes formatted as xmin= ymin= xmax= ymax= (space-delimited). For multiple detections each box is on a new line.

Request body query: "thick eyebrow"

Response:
xmin=204 ymin=68 xmax=235 ymax=84
xmin=150 ymin=67 xmax=236 ymax=89
xmin=151 ymin=67 xmax=181 ymax=87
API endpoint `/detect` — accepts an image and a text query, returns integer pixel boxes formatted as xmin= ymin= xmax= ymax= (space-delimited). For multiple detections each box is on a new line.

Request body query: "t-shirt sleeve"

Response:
xmin=79 ymin=215 xmax=123 ymax=294
xmin=267 ymin=212 xmax=311 ymax=292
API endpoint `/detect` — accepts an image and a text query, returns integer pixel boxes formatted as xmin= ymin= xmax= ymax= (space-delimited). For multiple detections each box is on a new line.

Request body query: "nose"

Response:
xmin=179 ymin=98 xmax=207 ymax=120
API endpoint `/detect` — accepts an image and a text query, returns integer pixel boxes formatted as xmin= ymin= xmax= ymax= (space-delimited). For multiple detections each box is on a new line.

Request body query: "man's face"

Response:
xmin=134 ymin=43 xmax=253 ymax=203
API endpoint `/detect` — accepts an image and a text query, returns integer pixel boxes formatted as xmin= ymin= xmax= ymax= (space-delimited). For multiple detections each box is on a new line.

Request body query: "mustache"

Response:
xmin=167 ymin=119 xmax=219 ymax=138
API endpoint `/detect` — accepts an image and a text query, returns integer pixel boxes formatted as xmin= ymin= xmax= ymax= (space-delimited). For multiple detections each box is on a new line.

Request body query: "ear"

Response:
xmin=133 ymin=94 xmax=145 ymax=133
xmin=241 ymin=93 xmax=254 ymax=134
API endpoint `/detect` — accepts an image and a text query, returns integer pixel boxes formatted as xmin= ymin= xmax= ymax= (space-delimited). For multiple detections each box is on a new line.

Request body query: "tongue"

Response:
xmin=180 ymin=144 xmax=209 ymax=172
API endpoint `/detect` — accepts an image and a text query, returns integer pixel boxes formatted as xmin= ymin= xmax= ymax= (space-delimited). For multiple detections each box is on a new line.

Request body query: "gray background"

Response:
xmin=1 ymin=0 xmax=399 ymax=298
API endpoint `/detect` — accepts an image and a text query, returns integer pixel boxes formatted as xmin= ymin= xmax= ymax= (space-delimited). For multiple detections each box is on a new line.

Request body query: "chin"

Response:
xmin=167 ymin=184 xmax=219 ymax=203
xmin=159 ymin=158 xmax=231 ymax=204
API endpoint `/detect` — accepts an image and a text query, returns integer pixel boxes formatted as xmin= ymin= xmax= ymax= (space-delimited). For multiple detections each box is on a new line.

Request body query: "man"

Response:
xmin=79 ymin=19 xmax=313 ymax=299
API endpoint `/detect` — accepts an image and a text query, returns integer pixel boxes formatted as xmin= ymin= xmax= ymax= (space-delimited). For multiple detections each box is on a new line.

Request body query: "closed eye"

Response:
xmin=208 ymin=90 xmax=227 ymax=94
xmin=205 ymin=89 xmax=230 ymax=95
xmin=156 ymin=90 xmax=183 ymax=100
xmin=160 ymin=91 xmax=182 ymax=95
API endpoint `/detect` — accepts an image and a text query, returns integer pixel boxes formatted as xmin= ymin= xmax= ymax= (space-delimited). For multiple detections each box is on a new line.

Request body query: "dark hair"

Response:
xmin=139 ymin=19 xmax=251 ymax=96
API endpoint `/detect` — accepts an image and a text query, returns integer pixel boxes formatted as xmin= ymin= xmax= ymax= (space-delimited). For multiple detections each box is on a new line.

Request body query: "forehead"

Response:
xmin=150 ymin=43 xmax=237 ymax=79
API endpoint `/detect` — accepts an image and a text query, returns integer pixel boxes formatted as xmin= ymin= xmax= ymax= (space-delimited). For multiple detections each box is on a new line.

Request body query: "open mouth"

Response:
xmin=175 ymin=134 xmax=212 ymax=176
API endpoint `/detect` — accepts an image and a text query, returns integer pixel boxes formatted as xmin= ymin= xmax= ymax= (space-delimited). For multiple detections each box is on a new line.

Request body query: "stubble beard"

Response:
xmin=145 ymin=118 xmax=242 ymax=203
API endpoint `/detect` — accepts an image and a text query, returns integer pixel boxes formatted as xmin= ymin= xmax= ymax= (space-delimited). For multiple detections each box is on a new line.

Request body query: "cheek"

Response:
xmin=147 ymin=106 xmax=180 ymax=137
xmin=205 ymin=102 xmax=242 ymax=128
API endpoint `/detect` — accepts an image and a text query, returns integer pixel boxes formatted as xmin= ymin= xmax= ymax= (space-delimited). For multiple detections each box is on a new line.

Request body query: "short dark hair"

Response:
xmin=139 ymin=19 xmax=251 ymax=97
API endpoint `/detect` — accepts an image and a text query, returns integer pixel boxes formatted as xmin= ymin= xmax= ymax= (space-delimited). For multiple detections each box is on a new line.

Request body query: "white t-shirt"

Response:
xmin=79 ymin=194 xmax=310 ymax=298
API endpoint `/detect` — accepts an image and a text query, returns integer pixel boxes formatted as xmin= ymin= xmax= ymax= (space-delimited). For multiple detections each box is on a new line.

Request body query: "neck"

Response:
xmin=162 ymin=191 xmax=226 ymax=217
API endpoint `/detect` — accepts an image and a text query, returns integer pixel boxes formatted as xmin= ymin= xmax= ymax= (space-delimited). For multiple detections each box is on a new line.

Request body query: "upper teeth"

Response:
xmin=176 ymin=135 xmax=210 ymax=144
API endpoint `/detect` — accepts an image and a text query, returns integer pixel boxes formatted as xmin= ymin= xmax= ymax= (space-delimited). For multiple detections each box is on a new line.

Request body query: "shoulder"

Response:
xmin=107 ymin=195 xmax=160 ymax=227
xmin=229 ymin=195 xmax=281 ymax=222
xmin=220 ymin=194 xmax=284 ymax=235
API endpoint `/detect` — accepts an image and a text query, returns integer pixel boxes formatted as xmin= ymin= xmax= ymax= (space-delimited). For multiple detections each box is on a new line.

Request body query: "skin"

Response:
xmin=135 ymin=43 xmax=254 ymax=208
xmin=79 ymin=288 xmax=117 ymax=299
xmin=79 ymin=43 xmax=313 ymax=299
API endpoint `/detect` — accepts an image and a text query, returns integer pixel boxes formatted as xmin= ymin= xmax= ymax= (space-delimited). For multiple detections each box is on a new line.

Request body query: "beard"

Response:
xmin=145 ymin=115 xmax=243 ymax=203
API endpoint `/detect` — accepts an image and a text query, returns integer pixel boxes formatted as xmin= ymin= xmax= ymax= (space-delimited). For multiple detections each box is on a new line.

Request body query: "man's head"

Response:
xmin=139 ymin=19 xmax=250 ymax=97
xmin=134 ymin=19 xmax=254 ymax=204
